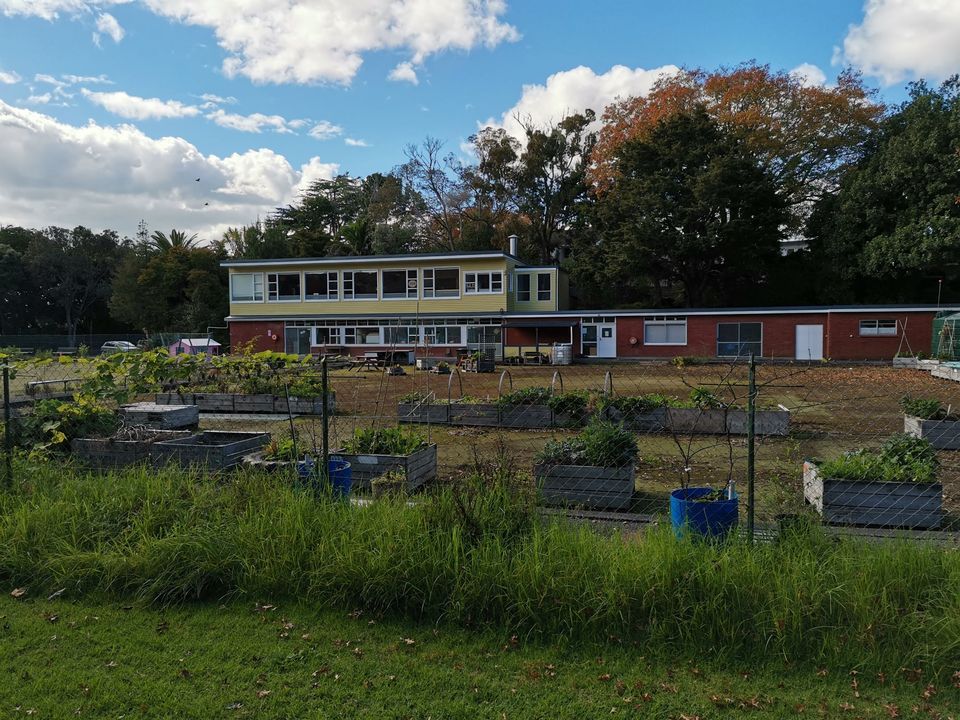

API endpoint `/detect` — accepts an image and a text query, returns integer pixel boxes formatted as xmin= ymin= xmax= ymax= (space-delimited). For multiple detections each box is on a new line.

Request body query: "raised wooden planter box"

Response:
xmin=332 ymin=443 xmax=437 ymax=492
xmin=534 ymin=463 xmax=634 ymax=511
xmin=119 ymin=402 xmax=199 ymax=430
xmin=397 ymin=402 xmax=450 ymax=424
xmin=242 ymin=452 xmax=302 ymax=473
xmin=802 ymin=461 xmax=942 ymax=530
xmin=932 ymin=366 xmax=960 ymax=383
xmin=72 ymin=431 xmax=191 ymax=469
xmin=904 ymin=414 xmax=960 ymax=450
xmin=499 ymin=404 xmax=552 ymax=428
xmin=156 ymin=392 xmax=336 ymax=415
xmin=449 ymin=403 xmax=500 ymax=426
xmin=892 ymin=356 xmax=919 ymax=369
xmin=152 ymin=430 xmax=270 ymax=470
xmin=600 ymin=406 xmax=668 ymax=433
xmin=666 ymin=408 xmax=790 ymax=436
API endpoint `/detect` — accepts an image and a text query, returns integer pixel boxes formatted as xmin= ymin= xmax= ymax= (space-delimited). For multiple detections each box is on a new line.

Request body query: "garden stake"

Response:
xmin=2 ymin=365 xmax=11 ymax=489
xmin=321 ymin=357 xmax=329 ymax=488
xmin=747 ymin=354 xmax=756 ymax=542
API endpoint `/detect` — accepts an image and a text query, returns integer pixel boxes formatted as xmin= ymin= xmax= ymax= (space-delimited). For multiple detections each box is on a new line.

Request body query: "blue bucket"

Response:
xmin=670 ymin=487 xmax=739 ymax=540
xmin=327 ymin=457 xmax=352 ymax=499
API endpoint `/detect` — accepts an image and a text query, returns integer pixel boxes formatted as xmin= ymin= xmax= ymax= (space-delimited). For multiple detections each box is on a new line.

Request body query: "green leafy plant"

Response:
xmin=597 ymin=393 xmax=673 ymax=415
xmin=371 ymin=469 xmax=407 ymax=498
xmin=342 ymin=426 xmax=426 ymax=456
xmin=399 ymin=390 xmax=434 ymax=404
xmin=496 ymin=387 xmax=552 ymax=407
xmin=535 ymin=420 xmax=638 ymax=467
xmin=262 ymin=435 xmax=299 ymax=462
xmin=546 ymin=391 xmax=590 ymax=418
xmin=819 ymin=433 xmax=938 ymax=484
xmin=20 ymin=397 xmax=119 ymax=455
xmin=899 ymin=395 xmax=950 ymax=420
xmin=689 ymin=387 xmax=725 ymax=410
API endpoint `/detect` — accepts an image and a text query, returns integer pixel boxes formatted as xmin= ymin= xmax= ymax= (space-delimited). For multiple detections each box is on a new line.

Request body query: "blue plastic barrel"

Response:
xmin=670 ymin=487 xmax=738 ymax=540
xmin=327 ymin=457 xmax=352 ymax=499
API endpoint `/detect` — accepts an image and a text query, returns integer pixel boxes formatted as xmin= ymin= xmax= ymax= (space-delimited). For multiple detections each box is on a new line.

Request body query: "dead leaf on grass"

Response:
xmin=256 ymin=690 xmax=271 ymax=699
xmin=10 ymin=587 xmax=27 ymax=599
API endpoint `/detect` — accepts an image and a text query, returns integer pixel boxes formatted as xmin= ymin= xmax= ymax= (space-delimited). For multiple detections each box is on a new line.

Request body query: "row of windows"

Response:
xmin=285 ymin=324 xmax=503 ymax=348
xmin=231 ymin=268 xmax=552 ymax=303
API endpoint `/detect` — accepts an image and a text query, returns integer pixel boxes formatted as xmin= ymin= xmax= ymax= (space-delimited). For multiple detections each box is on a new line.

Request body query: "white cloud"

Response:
xmin=789 ymin=63 xmax=828 ymax=88
xmin=199 ymin=92 xmax=236 ymax=104
xmin=308 ymin=120 xmax=343 ymax=140
xmin=388 ymin=61 xmax=419 ymax=85
xmin=0 ymin=69 xmax=20 ymax=84
xmin=27 ymin=93 xmax=53 ymax=104
xmin=62 ymin=73 xmax=113 ymax=84
xmin=345 ymin=137 xmax=370 ymax=147
xmin=93 ymin=11 xmax=124 ymax=44
xmin=0 ymin=98 xmax=337 ymax=238
xmin=840 ymin=0 xmax=960 ymax=84
xmin=2 ymin=0 xmax=518 ymax=85
xmin=81 ymin=88 xmax=200 ymax=119
xmin=488 ymin=64 xmax=680 ymax=139
xmin=35 ymin=73 xmax=70 ymax=90
xmin=206 ymin=108 xmax=300 ymax=133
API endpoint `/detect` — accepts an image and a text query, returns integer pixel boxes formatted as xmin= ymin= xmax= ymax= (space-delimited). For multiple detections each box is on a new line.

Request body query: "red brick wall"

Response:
xmin=228 ymin=321 xmax=285 ymax=353
xmin=825 ymin=312 xmax=934 ymax=360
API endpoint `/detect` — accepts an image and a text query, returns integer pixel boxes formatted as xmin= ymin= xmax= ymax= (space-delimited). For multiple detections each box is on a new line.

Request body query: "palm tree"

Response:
xmin=149 ymin=229 xmax=199 ymax=252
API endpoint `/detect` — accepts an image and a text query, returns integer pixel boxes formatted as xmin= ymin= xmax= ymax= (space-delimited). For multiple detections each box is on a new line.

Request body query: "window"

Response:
xmin=382 ymin=269 xmax=418 ymax=299
xmin=314 ymin=327 xmax=342 ymax=345
xmin=230 ymin=272 xmax=263 ymax=302
xmin=267 ymin=272 xmax=301 ymax=302
xmin=516 ymin=273 xmax=531 ymax=302
xmin=384 ymin=326 xmax=416 ymax=344
xmin=467 ymin=325 xmax=502 ymax=345
xmin=644 ymin=317 xmax=687 ymax=345
xmin=464 ymin=271 xmax=504 ymax=294
xmin=304 ymin=272 xmax=338 ymax=301
xmin=717 ymin=322 xmax=762 ymax=357
xmin=422 ymin=267 xmax=459 ymax=298
xmin=343 ymin=270 xmax=378 ymax=300
xmin=423 ymin=326 xmax=463 ymax=345
xmin=537 ymin=273 xmax=551 ymax=301
xmin=860 ymin=319 xmax=897 ymax=336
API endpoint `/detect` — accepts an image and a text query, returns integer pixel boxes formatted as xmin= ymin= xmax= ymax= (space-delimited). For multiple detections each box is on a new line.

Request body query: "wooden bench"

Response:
xmin=54 ymin=347 xmax=76 ymax=357
xmin=522 ymin=351 xmax=549 ymax=365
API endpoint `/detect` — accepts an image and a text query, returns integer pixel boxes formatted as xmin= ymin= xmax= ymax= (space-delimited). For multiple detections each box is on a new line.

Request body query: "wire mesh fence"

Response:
xmin=2 ymin=351 xmax=959 ymax=540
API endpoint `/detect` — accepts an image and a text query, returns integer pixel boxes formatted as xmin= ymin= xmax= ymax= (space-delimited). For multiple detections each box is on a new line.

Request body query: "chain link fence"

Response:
xmin=2 ymin=353 xmax=959 ymax=541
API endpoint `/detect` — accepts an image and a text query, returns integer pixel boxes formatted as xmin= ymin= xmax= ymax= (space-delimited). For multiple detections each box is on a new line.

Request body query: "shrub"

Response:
xmin=546 ymin=390 xmax=589 ymax=418
xmin=262 ymin=435 xmax=300 ymax=461
xmin=342 ymin=426 xmax=426 ymax=455
xmin=819 ymin=434 xmax=938 ymax=484
xmin=598 ymin=393 xmax=673 ymax=415
xmin=689 ymin=386 xmax=725 ymax=410
xmin=535 ymin=420 xmax=638 ymax=467
xmin=496 ymin=387 xmax=552 ymax=407
xmin=19 ymin=397 xmax=119 ymax=454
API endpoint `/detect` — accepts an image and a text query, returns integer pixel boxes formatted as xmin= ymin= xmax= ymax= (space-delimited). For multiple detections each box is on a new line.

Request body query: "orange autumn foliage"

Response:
xmin=590 ymin=63 xmax=885 ymax=224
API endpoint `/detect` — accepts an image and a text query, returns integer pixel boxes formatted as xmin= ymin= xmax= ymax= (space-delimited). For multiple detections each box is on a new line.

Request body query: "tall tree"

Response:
xmin=807 ymin=78 xmax=960 ymax=303
xmin=27 ymin=226 xmax=125 ymax=344
xmin=148 ymin=229 xmax=199 ymax=252
xmin=591 ymin=63 xmax=883 ymax=232
xmin=582 ymin=108 xmax=786 ymax=307
xmin=398 ymin=138 xmax=469 ymax=251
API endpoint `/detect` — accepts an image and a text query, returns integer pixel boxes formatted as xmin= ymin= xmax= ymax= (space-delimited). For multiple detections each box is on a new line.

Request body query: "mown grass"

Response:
xmin=1 ymin=461 xmax=959 ymax=678
xmin=3 ymin=597 xmax=957 ymax=719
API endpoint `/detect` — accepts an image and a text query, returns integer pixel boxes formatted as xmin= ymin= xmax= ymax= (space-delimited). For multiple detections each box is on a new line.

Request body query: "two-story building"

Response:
xmin=223 ymin=247 xmax=570 ymax=360
xmin=222 ymin=246 xmax=955 ymax=362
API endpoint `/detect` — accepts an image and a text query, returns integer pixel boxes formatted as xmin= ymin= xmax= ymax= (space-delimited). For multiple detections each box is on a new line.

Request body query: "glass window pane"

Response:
xmin=717 ymin=323 xmax=739 ymax=342
xmin=740 ymin=323 xmax=762 ymax=342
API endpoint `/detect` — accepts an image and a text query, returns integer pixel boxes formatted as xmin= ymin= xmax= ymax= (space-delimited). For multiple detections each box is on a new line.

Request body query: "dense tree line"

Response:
xmin=2 ymin=63 xmax=958 ymax=337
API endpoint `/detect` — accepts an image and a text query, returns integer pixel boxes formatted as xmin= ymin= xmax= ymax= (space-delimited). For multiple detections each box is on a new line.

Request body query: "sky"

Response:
xmin=0 ymin=0 xmax=958 ymax=241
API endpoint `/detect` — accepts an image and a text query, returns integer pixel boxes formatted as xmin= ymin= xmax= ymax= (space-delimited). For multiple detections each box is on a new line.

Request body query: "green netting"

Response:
xmin=933 ymin=312 xmax=960 ymax=359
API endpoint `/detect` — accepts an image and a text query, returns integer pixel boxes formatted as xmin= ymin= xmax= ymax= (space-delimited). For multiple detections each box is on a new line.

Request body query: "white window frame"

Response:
xmin=644 ymin=316 xmax=688 ymax=346
xmin=342 ymin=270 xmax=379 ymax=301
xmin=464 ymin=271 xmax=504 ymax=295
xmin=537 ymin=272 xmax=552 ymax=302
xmin=422 ymin=325 xmax=464 ymax=346
xmin=304 ymin=271 xmax=339 ymax=302
xmin=515 ymin=273 xmax=531 ymax=302
xmin=267 ymin=272 xmax=302 ymax=302
xmin=422 ymin=266 xmax=460 ymax=299
xmin=230 ymin=272 xmax=264 ymax=303
xmin=313 ymin=326 xmax=342 ymax=345
xmin=859 ymin=319 xmax=898 ymax=336
xmin=381 ymin=268 xmax=418 ymax=300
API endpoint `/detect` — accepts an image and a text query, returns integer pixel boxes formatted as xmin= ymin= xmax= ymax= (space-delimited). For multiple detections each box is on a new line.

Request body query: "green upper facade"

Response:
xmin=222 ymin=251 xmax=569 ymax=317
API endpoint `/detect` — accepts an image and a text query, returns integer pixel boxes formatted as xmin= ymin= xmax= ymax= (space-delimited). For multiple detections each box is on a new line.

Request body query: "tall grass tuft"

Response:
xmin=1 ymin=461 xmax=958 ymax=672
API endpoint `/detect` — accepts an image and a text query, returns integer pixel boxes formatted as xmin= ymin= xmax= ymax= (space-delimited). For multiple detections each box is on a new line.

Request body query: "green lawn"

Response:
xmin=2 ymin=597 xmax=956 ymax=719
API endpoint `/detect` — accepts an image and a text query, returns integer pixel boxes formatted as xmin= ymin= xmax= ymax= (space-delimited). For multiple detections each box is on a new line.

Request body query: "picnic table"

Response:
xmin=350 ymin=355 xmax=382 ymax=372
xmin=26 ymin=377 xmax=82 ymax=395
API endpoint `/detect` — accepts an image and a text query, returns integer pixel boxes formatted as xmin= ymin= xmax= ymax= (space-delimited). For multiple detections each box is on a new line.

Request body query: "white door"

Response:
xmin=596 ymin=323 xmax=617 ymax=358
xmin=795 ymin=325 xmax=823 ymax=360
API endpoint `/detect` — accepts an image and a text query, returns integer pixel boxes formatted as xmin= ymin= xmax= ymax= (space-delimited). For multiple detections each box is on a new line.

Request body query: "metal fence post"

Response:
xmin=2 ymin=364 xmax=12 ymax=490
xmin=321 ymin=357 xmax=329 ymax=487
xmin=746 ymin=354 xmax=756 ymax=542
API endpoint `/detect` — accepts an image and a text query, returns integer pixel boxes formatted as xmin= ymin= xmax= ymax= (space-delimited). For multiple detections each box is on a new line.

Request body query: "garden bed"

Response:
xmin=397 ymin=402 xmax=450 ymax=424
xmin=151 ymin=430 xmax=270 ymax=470
xmin=802 ymin=461 xmax=942 ymax=529
xmin=533 ymin=463 xmax=634 ymax=511
xmin=156 ymin=392 xmax=336 ymax=415
xmin=332 ymin=444 xmax=437 ymax=492
xmin=903 ymin=414 xmax=960 ymax=450
xmin=71 ymin=429 xmax=192 ymax=469
xmin=599 ymin=406 xmax=668 ymax=432
xmin=666 ymin=408 xmax=790 ymax=436
xmin=498 ymin=404 xmax=553 ymax=428
xmin=448 ymin=403 xmax=500 ymax=426
xmin=118 ymin=402 xmax=199 ymax=430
